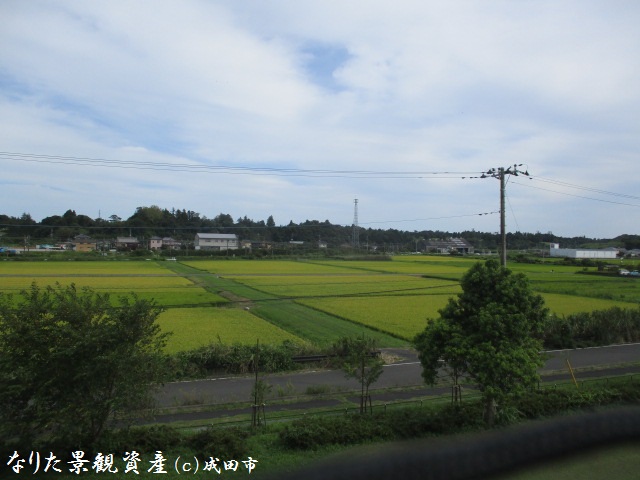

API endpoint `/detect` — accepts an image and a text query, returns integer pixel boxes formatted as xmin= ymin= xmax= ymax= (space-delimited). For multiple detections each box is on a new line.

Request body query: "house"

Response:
xmin=424 ymin=238 xmax=474 ymax=254
xmin=162 ymin=237 xmax=182 ymax=249
xmin=149 ymin=237 xmax=163 ymax=250
xmin=194 ymin=233 xmax=238 ymax=251
xmin=115 ymin=237 xmax=140 ymax=250
xmin=149 ymin=237 xmax=182 ymax=250
xmin=72 ymin=234 xmax=96 ymax=252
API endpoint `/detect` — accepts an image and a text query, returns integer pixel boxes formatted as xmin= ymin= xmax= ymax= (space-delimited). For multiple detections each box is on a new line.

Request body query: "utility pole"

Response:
xmin=499 ymin=167 xmax=506 ymax=267
xmin=482 ymin=165 xmax=530 ymax=267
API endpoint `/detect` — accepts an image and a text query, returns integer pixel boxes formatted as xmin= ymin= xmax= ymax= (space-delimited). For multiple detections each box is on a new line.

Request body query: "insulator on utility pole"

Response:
xmin=482 ymin=164 xmax=530 ymax=268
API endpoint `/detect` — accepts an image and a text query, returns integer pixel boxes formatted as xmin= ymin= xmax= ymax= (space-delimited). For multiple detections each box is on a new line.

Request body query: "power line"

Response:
xmin=512 ymin=180 xmax=640 ymax=208
xmin=0 ymin=151 xmax=483 ymax=179
xmin=532 ymin=176 xmax=640 ymax=202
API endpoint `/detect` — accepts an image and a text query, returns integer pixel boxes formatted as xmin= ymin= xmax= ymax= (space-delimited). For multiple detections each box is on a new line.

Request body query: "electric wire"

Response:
xmin=4 ymin=150 xmax=639 ymax=211
xmin=0 ymin=152 xmax=482 ymax=179
xmin=512 ymin=180 xmax=640 ymax=208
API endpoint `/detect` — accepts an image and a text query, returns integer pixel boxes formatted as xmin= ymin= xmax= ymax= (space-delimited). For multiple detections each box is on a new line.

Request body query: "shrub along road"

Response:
xmin=152 ymin=343 xmax=640 ymax=423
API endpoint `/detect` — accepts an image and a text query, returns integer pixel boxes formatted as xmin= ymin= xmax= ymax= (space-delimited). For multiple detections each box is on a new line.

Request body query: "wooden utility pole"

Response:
xmin=482 ymin=165 xmax=530 ymax=268
xmin=499 ymin=167 xmax=507 ymax=267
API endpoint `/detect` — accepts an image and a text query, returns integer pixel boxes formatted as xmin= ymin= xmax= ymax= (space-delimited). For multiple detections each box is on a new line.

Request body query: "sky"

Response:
xmin=1 ymin=0 xmax=640 ymax=239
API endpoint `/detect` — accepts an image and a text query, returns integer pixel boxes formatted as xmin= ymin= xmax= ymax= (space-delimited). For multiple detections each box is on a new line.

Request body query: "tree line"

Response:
xmin=1 ymin=205 xmax=637 ymax=251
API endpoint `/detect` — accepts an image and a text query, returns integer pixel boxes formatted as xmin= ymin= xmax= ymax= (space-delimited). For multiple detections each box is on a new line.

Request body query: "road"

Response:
xmin=155 ymin=343 xmax=640 ymax=411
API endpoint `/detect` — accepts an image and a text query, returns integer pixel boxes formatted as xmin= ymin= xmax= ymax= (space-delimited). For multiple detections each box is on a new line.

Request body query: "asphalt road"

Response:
xmin=156 ymin=343 xmax=640 ymax=410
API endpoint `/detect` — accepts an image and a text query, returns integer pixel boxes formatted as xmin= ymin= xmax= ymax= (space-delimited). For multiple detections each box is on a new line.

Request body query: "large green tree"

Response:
xmin=0 ymin=283 xmax=169 ymax=450
xmin=414 ymin=259 xmax=548 ymax=426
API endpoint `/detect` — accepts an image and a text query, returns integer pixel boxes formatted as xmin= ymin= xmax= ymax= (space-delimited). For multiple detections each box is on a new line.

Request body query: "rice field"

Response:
xmin=234 ymin=274 xmax=461 ymax=298
xmin=298 ymin=294 xmax=452 ymax=340
xmin=539 ymin=293 xmax=640 ymax=316
xmin=0 ymin=260 xmax=167 ymax=275
xmin=157 ymin=306 xmax=303 ymax=353
xmin=0 ymin=261 xmax=227 ymax=306
xmin=181 ymin=259 xmax=360 ymax=275
xmin=2 ymin=256 xmax=639 ymax=350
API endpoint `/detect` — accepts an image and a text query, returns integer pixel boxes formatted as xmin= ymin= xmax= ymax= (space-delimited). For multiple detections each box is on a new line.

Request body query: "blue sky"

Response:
xmin=1 ymin=0 xmax=640 ymax=238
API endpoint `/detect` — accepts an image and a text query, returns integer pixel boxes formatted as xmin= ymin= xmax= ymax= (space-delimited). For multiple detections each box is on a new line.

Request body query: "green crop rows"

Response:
xmin=1 ymin=257 xmax=638 ymax=351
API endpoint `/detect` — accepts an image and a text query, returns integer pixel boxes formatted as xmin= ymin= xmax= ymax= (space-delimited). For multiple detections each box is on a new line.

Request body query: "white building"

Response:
xmin=194 ymin=233 xmax=239 ymax=251
xmin=549 ymin=245 xmax=618 ymax=259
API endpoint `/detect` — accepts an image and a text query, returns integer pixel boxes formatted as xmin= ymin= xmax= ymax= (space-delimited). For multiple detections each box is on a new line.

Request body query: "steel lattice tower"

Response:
xmin=352 ymin=198 xmax=359 ymax=249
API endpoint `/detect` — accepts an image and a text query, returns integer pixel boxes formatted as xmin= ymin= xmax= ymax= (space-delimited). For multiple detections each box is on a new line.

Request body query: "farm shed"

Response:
xmin=194 ymin=233 xmax=239 ymax=251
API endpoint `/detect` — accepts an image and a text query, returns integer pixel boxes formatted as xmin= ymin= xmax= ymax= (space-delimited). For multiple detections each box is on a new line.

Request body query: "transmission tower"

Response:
xmin=352 ymin=198 xmax=360 ymax=249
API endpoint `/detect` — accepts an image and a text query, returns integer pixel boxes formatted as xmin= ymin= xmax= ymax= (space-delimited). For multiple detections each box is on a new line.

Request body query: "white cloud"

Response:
xmin=1 ymin=0 xmax=639 ymax=237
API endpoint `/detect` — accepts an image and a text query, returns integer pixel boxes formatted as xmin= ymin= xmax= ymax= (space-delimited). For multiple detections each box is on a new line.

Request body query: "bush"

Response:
xmin=166 ymin=340 xmax=313 ymax=380
xmin=185 ymin=426 xmax=250 ymax=459
xmin=97 ymin=425 xmax=184 ymax=455
xmin=278 ymin=402 xmax=485 ymax=450
xmin=279 ymin=380 xmax=640 ymax=451
xmin=279 ymin=414 xmax=397 ymax=450
xmin=544 ymin=306 xmax=640 ymax=349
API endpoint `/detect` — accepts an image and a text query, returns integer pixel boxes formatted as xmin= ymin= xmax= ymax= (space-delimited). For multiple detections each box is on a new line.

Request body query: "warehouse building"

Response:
xmin=549 ymin=244 xmax=618 ymax=259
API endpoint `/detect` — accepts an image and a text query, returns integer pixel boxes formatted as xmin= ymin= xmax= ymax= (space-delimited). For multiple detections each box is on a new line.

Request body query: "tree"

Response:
xmin=334 ymin=335 xmax=384 ymax=414
xmin=266 ymin=215 xmax=276 ymax=227
xmin=414 ymin=259 xmax=548 ymax=426
xmin=0 ymin=283 xmax=169 ymax=450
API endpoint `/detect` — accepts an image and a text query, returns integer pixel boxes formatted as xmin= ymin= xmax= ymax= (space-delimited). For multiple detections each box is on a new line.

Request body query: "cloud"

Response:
xmin=1 ymin=0 xmax=639 ymax=237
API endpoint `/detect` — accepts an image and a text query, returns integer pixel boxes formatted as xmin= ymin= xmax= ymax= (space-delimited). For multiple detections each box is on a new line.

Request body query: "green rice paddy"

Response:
xmin=1 ymin=256 xmax=638 ymax=351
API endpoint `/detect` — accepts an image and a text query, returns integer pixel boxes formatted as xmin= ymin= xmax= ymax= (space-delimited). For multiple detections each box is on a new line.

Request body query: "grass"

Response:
xmin=496 ymin=441 xmax=640 ymax=480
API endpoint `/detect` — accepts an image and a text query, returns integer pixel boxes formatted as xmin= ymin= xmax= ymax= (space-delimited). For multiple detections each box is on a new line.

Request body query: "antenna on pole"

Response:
xmin=352 ymin=198 xmax=360 ymax=249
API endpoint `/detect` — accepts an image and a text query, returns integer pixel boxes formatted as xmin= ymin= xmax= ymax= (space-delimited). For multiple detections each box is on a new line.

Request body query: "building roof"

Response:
xmin=425 ymin=238 xmax=473 ymax=248
xmin=196 ymin=233 xmax=238 ymax=239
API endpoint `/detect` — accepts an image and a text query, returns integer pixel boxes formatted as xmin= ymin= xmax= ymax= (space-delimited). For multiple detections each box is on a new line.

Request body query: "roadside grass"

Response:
xmin=158 ymin=307 xmax=303 ymax=353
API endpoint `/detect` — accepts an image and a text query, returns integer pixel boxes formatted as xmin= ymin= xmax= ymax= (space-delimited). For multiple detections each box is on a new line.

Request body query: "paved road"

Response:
xmin=156 ymin=343 xmax=640 ymax=410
